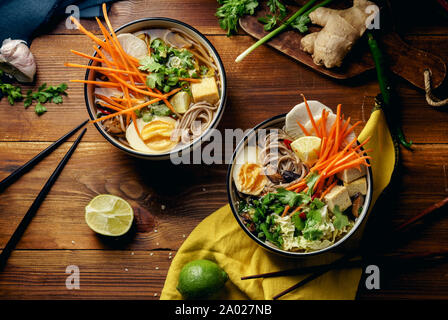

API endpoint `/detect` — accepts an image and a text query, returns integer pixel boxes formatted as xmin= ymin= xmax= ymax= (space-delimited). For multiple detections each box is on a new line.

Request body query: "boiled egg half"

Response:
xmin=126 ymin=116 xmax=179 ymax=154
xmin=232 ymin=146 xmax=267 ymax=196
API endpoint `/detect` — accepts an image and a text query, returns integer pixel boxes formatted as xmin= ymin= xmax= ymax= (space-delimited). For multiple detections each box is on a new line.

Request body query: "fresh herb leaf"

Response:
xmin=0 ymin=82 xmax=23 ymax=105
xmin=151 ymin=104 xmax=172 ymax=116
xmin=142 ymin=112 xmax=154 ymax=122
xmin=259 ymin=0 xmax=287 ymax=30
xmin=333 ymin=205 xmax=350 ymax=230
xmin=305 ymin=172 xmax=320 ymax=195
xmin=267 ymin=0 xmax=287 ymax=18
xmin=258 ymin=14 xmax=279 ymax=31
xmin=291 ymin=13 xmax=311 ymax=33
xmin=302 ymin=208 xmax=323 ymax=241
xmin=139 ymin=56 xmax=164 ymax=72
xmin=34 ymin=102 xmax=47 ymax=116
xmin=146 ymin=72 xmax=165 ymax=89
xmin=291 ymin=212 xmax=305 ymax=232
xmin=216 ymin=0 xmax=259 ymax=36
xmin=275 ymin=188 xmax=302 ymax=207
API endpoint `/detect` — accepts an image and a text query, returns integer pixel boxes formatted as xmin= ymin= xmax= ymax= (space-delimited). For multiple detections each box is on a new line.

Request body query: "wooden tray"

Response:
xmin=239 ymin=5 xmax=446 ymax=89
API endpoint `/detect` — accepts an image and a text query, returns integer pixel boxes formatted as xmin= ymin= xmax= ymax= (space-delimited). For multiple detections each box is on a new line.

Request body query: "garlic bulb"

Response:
xmin=0 ymin=39 xmax=36 ymax=83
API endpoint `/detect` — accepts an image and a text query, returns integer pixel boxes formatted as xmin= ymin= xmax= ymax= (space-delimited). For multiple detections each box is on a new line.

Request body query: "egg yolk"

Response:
xmin=140 ymin=118 xmax=179 ymax=153
xmin=238 ymin=163 xmax=266 ymax=195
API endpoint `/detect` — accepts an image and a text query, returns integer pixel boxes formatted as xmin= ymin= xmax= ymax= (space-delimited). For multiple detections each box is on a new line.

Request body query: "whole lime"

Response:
xmin=177 ymin=259 xmax=228 ymax=299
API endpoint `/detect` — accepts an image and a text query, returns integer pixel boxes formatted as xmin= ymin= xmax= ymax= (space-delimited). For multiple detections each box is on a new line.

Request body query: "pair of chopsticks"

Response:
xmin=0 ymin=120 xmax=88 ymax=272
xmin=241 ymin=195 xmax=448 ymax=299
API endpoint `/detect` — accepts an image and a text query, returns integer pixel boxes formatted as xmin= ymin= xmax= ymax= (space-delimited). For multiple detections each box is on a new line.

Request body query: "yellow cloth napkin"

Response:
xmin=161 ymin=108 xmax=395 ymax=300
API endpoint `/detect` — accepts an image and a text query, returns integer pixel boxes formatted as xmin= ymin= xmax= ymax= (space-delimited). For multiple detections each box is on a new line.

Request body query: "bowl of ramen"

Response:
xmin=70 ymin=15 xmax=226 ymax=160
xmin=227 ymin=97 xmax=373 ymax=257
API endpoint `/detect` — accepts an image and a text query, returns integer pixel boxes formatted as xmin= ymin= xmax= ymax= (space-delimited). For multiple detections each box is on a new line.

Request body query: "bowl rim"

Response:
xmin=226 ymin=113 xmax=373 ymax=258
xmin=84 ymin=17 xmax=227 ymax=159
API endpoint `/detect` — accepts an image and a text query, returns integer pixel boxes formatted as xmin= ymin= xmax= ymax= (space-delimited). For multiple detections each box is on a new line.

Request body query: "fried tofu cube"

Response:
xmin=191 ymin=77 xmax=219 ymax=104
xmin=344 ymin=177 xmax=367 ymax=197
xmin=324 ymin=185 xmax=352 ymax=213
xmin=337 ymin=165 xmax=366 ymax=183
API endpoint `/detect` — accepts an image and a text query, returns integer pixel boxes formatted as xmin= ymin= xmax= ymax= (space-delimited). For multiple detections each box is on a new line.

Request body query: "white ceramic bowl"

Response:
xmin=84 ymin=18 xmax=227 ymax=160
xmin=227 ymin=114 xmax=373 ymax=257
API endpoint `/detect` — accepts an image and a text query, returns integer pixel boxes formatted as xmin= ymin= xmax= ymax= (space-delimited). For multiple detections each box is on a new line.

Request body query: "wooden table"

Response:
xmin=0 ymin=0 xmax=447 ymax=300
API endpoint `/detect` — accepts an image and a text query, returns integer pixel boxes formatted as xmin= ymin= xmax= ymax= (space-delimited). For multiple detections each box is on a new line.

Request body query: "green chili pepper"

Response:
xmin=367 ymin=32 xmax=412 ymax=150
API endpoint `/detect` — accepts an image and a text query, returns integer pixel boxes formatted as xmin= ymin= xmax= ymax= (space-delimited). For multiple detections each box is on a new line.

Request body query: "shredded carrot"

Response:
xmin=108 ymin=73 xmax=166 ymax=99
xmin=326 ymin=158 xmax=371 ymax=177
xmin=320 ymin=109 xmax=327 ymax=138
xmin=70 ymin=79 xmax=123 ymax=88
xmin=301 ymin=94 xmax=320 ymax=138
xmin=90 ymin=98 xmax=161 ymax=123
xmin=342 ymin=121 xmax=362 ymax=140
xmin=179 ymin=78 xmax=201 ymax=83
xmin=95 ymin=93 xmax=127 ymax=110
xmin=90 ymin=87 xmax=181 ymax=123
xmin=288 ymin=205 xmax=303 ymax=216
xmin=296 ymin=120 xmax=311 ymax=136
xmin=110 ymin=96 xmax=141 ymax=103
xmin=286 ymin=180 xmax=306 ymax=191
xmin=70 ymin=49 xmax=106 ymax=64
xmin=65 ymin=62 xmax=140 ymax=76
xmin=320 ymin=181 xmax=338 ymax=200
xmin=281 ymin=205 xmax=291 ymax=217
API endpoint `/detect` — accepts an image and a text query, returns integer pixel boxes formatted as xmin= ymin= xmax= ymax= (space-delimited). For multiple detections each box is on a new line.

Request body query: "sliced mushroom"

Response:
xmin=264 ymin=165 xmax=284 ymax=184
xmin=351 ymin=193 xmax=364 ymax=217
xmin=282 ymin=170 xmax=302 ymax=183
xmin=102 ymin=117 xmax=125 ymax=135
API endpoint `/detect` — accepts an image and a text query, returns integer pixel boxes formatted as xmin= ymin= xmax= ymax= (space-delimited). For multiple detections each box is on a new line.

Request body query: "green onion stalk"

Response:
xmin=235 ymin=0 xmax=334 ymax=63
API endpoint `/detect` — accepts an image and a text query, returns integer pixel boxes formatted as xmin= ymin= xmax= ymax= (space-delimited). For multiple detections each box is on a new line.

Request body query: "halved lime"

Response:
xmin=85 ymin=194 xmax=134 ymax=236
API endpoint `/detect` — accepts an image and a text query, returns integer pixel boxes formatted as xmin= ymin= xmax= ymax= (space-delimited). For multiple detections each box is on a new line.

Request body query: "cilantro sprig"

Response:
xmin=139 ymin=39 xmax=196 ymax=93
xmin=258 ymin=0 xmax=287 ymax=31
xmin=0 ymin=71 xmax=68 ymax=116
xmin=216 ymin=0 xmax=259 ymax=36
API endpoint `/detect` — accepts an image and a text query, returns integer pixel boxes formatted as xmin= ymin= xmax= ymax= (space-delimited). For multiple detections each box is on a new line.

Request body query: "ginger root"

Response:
xmin=301 ymin=0 xmax=377 ymax=68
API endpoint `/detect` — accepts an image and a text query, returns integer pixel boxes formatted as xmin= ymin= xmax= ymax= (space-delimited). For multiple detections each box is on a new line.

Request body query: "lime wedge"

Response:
xmin=291 ymin=136 xmax=322 ymax=166
xmin=85 ymin=194 xmax=134 ymax=236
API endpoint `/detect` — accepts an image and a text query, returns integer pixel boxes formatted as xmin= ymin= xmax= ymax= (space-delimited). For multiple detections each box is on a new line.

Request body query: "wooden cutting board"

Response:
xmin=239 ymin=5 xmax=446 ymax=89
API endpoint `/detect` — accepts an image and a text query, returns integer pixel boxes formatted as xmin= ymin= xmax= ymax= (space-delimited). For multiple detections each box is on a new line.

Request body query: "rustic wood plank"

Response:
xmin=46 ymin=0 xmax=448 ymax=36
xmin=1 ymin=0 xmax=448 ymax=300
xmin=50 ymin=0 xmax=227 ymax=36
xmin=0 ymin=250 xmax=172 ymax=299
xmin=0 ymin=142 xmax=228 ymax=250
xmin=1 ymin=142 xmax=447 ymax=252
xmin=1 ymin=34 xmax=448 ymax=143
xmin=1 ymin=249 xmax=448 ymax=299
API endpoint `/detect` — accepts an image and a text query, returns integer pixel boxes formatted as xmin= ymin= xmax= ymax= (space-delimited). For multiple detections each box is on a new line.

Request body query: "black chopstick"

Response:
xmin=0 ymin=119 xmax=88 ymax=193
xmin=271 ymin=195 xmax=448 ymax=299
xmin=242 ymin=258 xmax=364 ymax=280
xmin=0 ymin=128 xmax=87 ymax=272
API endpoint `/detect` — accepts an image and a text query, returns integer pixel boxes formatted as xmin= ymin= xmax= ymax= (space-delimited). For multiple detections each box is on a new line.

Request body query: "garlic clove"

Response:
xmin=0 ymin=38 xmax=36 ymax=83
